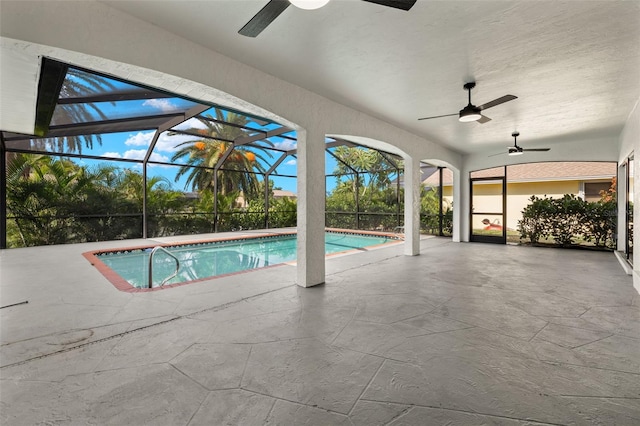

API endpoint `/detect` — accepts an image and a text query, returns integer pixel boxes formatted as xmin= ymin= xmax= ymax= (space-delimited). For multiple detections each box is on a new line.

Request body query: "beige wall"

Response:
xmin=444 ymin=180 xmax=589 ymax=231
xmin=506 ymin=181 xmax=580 ymax=230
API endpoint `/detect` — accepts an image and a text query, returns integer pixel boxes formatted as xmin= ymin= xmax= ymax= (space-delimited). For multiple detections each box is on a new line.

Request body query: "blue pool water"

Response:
xmin=97 ymin=231 xmax=396 ymax=289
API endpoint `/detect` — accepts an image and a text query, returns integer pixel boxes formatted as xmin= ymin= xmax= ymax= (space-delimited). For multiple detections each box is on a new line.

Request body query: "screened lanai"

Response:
xmin=0 ymin=58 xmax=452 ymax=249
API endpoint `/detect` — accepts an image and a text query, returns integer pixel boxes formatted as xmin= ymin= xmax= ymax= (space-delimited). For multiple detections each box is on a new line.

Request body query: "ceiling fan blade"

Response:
xmin=476 ymin=114 xmax=492 ymax=124
xmin=478 ymin=95 xmax=517 ymax=111
xmin=523 ymin=148 xmax=551 ymax=152
xmin=239 ymin=0 xmax=290 ymax=37
xmin=417 ymin=112 xmax=458 ymax=121
xmin=361 ymin=0 xmax=417 ymax=11
xmin=488 ymin=152 xmax=507 ymax=157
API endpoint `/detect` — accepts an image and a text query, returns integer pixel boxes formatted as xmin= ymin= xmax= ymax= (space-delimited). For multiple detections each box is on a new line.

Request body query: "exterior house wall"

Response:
xmin=505 ymin=181 xmax=579 ymax=230
xmin=461 ymin=141 xmax=619 ymax=242
xmin=447 ymin=180 xmax=606 ymax=232
xmin=465 ymin=181 xmax=582 ymax=232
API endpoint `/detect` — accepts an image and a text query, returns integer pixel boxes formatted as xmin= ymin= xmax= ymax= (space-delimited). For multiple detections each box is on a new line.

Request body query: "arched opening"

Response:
xmin=2 ymin=58 xmax=300 ymax=248
xmin=325 ymin=139 xmax=403 ymax=232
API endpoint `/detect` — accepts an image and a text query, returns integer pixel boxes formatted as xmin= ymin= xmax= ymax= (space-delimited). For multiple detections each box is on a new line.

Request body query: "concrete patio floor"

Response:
xmin=1 ymin=234 xmax=639 ymax=425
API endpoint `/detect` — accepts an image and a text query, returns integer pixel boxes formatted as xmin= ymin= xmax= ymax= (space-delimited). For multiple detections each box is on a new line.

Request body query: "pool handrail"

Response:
xmin=148 ymin=246 xmax=180 ymax=288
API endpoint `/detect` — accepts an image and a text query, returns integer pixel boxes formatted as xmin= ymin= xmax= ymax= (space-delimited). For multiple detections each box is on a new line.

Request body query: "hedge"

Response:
xmin=517 ymin=194 xmax=616 ymax=249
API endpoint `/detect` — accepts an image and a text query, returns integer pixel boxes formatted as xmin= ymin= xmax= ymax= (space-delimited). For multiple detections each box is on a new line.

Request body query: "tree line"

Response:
xmin=3 ymin=68 xmax=449 ymax=248
xmin=5 ymin=144 xmax=450 ymax=247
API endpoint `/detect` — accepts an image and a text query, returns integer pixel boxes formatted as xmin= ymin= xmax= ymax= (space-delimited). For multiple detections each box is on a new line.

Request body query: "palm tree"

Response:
xmin=171 ymin=109 xmax=272 ymax=200
xmin=116 ymin=170 xmax=184 ymax=212
xmin=332 ymin=146 xmax=398 ymax=193
xmin=6 ymin=154 xmax=94 ymax=245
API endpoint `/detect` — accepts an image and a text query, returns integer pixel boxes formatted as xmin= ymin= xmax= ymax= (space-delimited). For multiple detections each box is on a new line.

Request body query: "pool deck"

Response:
xmin=1 ymin=231 xmax=639 ymax=424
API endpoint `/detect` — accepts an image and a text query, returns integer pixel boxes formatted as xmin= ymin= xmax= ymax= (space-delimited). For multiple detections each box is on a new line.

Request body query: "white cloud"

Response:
xmin=142 ymin=98 xmax=177 ymax=112
xmin=285 ymin=159 xmax=297 ymax=166
xmin=273 ymin=140 xmax=297 ymax=151
xmin=123 ymin=130 xmax=195 ymax=154
xmin=155 ymin=132 xmax=193 ymax=153
xmin=120 ymin=149 xmax=169 ymax=163
xmin=120 ymin=149 xmax=147 ymax=161
xmin=102 ymin=152 xmax=122 ymax=158
xmin=172 ymin=117 xmax=208 ymax=131
xmin=147 ymin=152 xmax=170 ymax=163
xmin=147 ymin=162 xmax=174 ymax=170
xmin=124 ymin=131 xmax=154 ymax=147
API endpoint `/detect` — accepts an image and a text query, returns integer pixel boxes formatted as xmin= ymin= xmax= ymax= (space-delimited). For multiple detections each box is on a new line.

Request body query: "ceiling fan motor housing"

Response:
xmin=459 ymin=104 xmax=482 ymax=122
xmin=508 ymin=146 xmax=524 ymax=156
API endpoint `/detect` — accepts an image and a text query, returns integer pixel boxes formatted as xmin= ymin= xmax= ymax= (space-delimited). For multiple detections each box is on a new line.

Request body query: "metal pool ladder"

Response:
xmin=148 ymin=246 xmax=180 ymax=288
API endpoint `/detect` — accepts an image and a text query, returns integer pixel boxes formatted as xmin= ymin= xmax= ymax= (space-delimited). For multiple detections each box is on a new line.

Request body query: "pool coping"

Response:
xmin=83 ymin=228 xmax=402 ymax=292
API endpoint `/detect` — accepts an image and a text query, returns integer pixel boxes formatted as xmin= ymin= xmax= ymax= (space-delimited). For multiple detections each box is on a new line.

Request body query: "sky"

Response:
xmin=57 ymin=68 xmax=348 ymax=195
xmin=69 ymin=118 xmax=343 ymax=195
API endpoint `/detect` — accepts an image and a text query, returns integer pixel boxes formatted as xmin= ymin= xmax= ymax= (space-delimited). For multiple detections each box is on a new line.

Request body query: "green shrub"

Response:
xmin=584 ymin=200 xmax=617 ymax=248
xmin=518 ymin=194 xmax=616 ymax=249
xmin=550 ymin=194 xmax=586 ymax=247
xmin=518 ymin=196 xmax=553 ymax=244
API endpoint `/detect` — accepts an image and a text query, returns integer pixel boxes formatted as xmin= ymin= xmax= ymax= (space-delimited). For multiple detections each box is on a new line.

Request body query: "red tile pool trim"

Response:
xmin=83 ymin=229 xmax=401 ymax=292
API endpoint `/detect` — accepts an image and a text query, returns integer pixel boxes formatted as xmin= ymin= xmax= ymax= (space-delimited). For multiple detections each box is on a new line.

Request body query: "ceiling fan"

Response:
xmin=418 ymin=82 xmax=517 ymax=124
xmin=239 ymin=0 xmax=417 ymax=37
xmin=490 ymin=132 xmax=551 ymax=157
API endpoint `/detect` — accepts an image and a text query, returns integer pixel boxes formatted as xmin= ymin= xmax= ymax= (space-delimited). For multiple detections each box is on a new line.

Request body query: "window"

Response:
xmin=584 ymin=181 xmax=612 ymax=202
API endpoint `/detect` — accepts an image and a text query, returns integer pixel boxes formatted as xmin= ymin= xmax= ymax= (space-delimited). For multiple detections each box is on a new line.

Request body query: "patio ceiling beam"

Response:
xmin=4 ymin=147 xmax=146 ymax=165
xmin=168 ymin=129 xmax=235 ymax=144
xmin=195 ymin=113 xmax=282 ymax=136
xmin=57 ymin=89 xmax=175 ymax=104
xmin=162 ymin=104 xmax=211 ymax=133
xmin=195 ymin=113 xmax=297 ymax=143
xmin=325 ymin=139 xmax=356 ymax=149
xmin=234 ymin=125 xmax=293 ymax=145
xmin=143 ymin=104 xmax=210 ymax=163
xmin=214 ymin=144 xmax=236 ymax=171
xmin=265 ymin=153 xmax=290 ymax=175
xmin=195 ymin=110 xmax=274 ymax=129
xmin=34 ymin=58 xmax=68 ymax=137
xmin=142 ymin=103 xmax=210 ymax=238
xmin=34 ymin=113 xmax=186 ymax=138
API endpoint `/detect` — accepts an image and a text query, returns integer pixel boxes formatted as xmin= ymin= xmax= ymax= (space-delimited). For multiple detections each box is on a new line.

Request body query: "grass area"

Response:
xmin=471 ymin=229 xmax=505 ymax=237
xmin=508 ymin=233 xmax=612 ymax=250
xmin=476 ymin=230 xmax=611 ymax=250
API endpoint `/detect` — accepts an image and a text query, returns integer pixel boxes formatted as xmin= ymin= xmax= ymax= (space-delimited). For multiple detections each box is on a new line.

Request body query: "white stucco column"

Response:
xmin=452 ymin=168 xmax=462 ymax=242
xmin=403 ymin=156 xmax=420 ymax=256
xmin=296 ymin=127 xmax=326 ymax=287
xmin=459 ymin=165 xmax=471 ymax=242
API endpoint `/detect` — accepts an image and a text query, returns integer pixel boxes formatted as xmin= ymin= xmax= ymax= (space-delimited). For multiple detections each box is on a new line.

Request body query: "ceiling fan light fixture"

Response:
xmin=508 ymin=149 xmax=523 ymax=156
xmin=458 ymin=105 xmax=482 ymax=122
xmin=289 ymin=0 xmax=331 ymax=10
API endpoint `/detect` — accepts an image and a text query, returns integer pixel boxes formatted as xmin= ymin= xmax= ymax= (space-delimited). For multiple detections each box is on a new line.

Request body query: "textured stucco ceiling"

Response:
xmin=44 ymin=1 xmax=640 ymax=154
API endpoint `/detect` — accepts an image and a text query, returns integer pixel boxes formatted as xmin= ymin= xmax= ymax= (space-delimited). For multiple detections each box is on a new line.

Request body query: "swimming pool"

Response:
xmin=85 ymin=230 xmax=398 ymax=291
